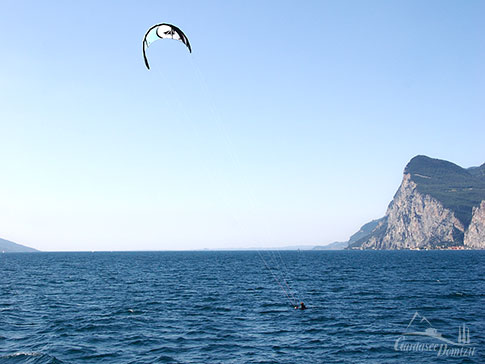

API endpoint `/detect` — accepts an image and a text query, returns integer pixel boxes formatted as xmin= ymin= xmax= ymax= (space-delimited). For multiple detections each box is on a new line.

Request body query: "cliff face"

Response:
xmin=464 ymin=201 xmax=485 ymax=248
xmin=349 ymin=156 xmax=485 ymax=249
xmin=357 ymin=174 xmax=465 ymax=249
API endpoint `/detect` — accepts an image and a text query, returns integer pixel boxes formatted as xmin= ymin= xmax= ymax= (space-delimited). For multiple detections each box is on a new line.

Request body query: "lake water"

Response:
xmin=0 ymin=251 xmax=483 ymax=363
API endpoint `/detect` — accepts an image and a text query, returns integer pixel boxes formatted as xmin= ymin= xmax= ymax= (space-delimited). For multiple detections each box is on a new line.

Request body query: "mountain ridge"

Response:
xmin=348 ymin=155 xmax=485 ymax=250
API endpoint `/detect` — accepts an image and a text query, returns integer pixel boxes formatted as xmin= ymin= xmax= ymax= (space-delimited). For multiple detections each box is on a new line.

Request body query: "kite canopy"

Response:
xmin=142 ymin=23 xmax=192 ymax=69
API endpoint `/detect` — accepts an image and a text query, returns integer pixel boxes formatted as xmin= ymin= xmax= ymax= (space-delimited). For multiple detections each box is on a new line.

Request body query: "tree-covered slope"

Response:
xmin=405 ymin=155 xmax=485 ymax=227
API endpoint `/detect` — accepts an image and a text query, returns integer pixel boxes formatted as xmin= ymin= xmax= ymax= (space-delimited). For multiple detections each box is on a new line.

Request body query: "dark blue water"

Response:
xmin=0 ymin=251 xmax=483 ymax=363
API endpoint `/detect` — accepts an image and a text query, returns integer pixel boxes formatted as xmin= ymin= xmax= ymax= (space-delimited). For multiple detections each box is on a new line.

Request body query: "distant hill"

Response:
xmin=0 ymin=238 xmax=39 ymax=252
xmin=348 ymin=155 xmax=485 ymax=250
xmin=314 ymin=219 xmax=382 ymax=250
xmin=313 ymin=241 xmax=347 ymax=250
xmin=346 ymin=219 xmax=382 ymax=245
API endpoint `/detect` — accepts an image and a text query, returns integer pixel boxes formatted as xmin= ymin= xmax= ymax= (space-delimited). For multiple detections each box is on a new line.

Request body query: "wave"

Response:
xmin=0 ymin=352 xmax=65 ymax=364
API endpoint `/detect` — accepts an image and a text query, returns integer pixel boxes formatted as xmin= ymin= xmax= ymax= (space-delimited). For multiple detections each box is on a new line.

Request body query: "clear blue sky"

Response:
xmin=0 ymin=1 xmax=483 ymax=251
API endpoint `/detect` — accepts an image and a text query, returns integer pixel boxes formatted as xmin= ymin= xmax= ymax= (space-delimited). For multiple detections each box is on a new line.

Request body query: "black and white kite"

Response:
xmin=142 ymin=23 xmax=192 ymax=70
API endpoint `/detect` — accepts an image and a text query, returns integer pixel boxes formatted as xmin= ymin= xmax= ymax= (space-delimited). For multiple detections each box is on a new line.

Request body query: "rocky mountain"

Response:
xmin=0 ymin=237 xmax=39 ymax=252
xmin=464 ymin=201 xmax=485 ymax=248
xmin=347 ymin=219 xmax=382 ymax=245
xmin=348 ymin=156 xmax=485 ymax=250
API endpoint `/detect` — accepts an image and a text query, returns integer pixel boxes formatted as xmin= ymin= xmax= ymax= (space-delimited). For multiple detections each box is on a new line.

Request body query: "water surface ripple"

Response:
xmin=0 ymin=251 xmax=483 ymax=363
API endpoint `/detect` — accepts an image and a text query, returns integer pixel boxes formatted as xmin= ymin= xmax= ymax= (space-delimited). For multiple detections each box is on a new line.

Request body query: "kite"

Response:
xmin=142 ymin=23 xmax=192 ymax=70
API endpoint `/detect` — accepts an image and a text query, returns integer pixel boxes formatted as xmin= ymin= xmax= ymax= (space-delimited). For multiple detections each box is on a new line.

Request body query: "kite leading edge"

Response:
xmin=142 ymin=23 xmax=192 ymax=70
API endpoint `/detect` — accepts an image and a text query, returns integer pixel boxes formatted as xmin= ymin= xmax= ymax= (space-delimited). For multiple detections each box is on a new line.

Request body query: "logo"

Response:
xmin=394 ymin=312 xmax=477 ymax=357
